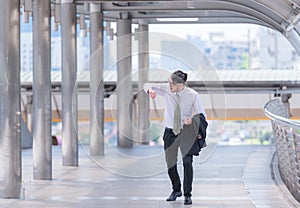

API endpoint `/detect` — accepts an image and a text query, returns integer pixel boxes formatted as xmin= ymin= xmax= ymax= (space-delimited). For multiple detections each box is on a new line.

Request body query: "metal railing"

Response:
xmin=264 ymin=99 xmax=300 ymax=201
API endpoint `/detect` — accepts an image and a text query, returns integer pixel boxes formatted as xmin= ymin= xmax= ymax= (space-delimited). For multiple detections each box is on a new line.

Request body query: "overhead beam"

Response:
xmin=75 ymin=1 xmax=285 ymax=32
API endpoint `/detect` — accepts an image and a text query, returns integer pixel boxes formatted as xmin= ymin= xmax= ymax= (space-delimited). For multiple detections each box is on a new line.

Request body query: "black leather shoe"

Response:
xmin=166 ymin=190 xmax=182 ymax=201
xmin=184 ymin=196 xmax=192 ymax=205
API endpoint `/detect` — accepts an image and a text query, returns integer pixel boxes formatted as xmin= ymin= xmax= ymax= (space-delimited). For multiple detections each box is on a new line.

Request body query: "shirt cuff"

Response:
xmin=143 ymin=83 xmax=152 ymax=93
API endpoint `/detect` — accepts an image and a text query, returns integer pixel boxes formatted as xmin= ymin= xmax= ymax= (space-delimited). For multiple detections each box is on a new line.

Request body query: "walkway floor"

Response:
xmin=0 ymin=144 xmax=299 ymax=208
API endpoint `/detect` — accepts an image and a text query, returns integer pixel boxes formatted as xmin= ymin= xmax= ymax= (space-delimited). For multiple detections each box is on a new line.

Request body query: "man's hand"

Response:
xmin=148 ymin=89 xmax=157 ymax=99
xmin=184 ymin=117 xmax=192 ymax=125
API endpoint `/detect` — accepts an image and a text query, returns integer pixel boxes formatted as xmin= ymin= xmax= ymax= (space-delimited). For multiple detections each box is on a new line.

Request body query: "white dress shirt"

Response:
xmin=144 ymin=83 xmax=206 ymax=129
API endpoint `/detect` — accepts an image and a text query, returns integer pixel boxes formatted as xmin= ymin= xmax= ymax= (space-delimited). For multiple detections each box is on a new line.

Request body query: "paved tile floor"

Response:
xmin=0 ymin=144 xmax=298 ymax=208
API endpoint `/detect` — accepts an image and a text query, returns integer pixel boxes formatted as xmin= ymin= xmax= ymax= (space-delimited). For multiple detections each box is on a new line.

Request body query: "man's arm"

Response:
xmin=192 ymin=93 xmax=206 ymax=119
xmin=184 ymin=93 xmax=206 ymax=125
xmin=143 ymin=83 xmax=169 ymax=98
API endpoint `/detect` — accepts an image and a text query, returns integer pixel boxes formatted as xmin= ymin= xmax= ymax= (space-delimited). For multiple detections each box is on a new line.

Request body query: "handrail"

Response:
xmin=264 ymin=98 xmax=300 ymax=202
xmin=264 ymin=100 xmax=300 ymax=129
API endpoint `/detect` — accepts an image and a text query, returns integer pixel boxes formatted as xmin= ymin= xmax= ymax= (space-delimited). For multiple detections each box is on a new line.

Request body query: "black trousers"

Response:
xmin=163 ymin=128 xmax=194 ymax=197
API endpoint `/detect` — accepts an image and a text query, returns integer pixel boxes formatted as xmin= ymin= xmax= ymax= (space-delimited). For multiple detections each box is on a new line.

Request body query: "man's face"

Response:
xmin=168 ymin=77 xmax=179 ymax=93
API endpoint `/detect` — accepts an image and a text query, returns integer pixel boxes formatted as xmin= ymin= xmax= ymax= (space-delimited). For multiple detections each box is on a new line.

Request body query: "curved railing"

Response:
xmin=264 ymin=99 xmax=300 ymax=201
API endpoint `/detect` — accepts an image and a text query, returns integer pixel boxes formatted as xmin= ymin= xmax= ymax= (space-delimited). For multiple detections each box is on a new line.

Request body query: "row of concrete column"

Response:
xmin=0 ymin=0 xmax=150 ymax=198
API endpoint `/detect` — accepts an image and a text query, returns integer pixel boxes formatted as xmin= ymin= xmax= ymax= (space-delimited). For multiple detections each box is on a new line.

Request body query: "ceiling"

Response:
xmin=66 ymin=0 xmax=300 ymax=52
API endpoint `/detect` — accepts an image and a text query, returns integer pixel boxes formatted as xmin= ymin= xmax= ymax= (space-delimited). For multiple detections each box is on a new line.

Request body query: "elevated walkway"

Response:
xmin=21 ymin=70 xmax=300 ymax=95
xmin=0 ymin=144 xmax=298 ymax=208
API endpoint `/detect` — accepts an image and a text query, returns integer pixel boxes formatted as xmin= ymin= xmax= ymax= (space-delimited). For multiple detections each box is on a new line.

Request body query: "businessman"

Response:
xmin=144 ymin=70 xmax=207 ymax=205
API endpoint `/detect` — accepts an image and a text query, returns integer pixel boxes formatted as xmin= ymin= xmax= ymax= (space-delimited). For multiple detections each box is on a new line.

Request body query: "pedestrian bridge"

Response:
xmin=21 ymin=69 xmax=300 ymax=95
xmin=20 ymin=69 xmax=300 ymax=121
xmin=3 ymin=0 xmax=300 ymax=205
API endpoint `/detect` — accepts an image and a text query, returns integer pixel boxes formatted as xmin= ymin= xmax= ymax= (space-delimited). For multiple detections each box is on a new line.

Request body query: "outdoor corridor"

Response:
xmin=0 ymin=144 xmax=298 ymax=208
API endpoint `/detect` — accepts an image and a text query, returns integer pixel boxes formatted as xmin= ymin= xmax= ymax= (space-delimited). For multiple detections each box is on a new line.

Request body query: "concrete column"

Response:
xmin=137 ymin=23 xmax=150 ymax=145
xmin=117 ymin=18 xmax=133 ymax=148
xmin=281 ymin=87 xmax=292 ymax=118
xmin=32 ymin=0 xmax=52 ymax=180
xmin=89 ymin=3 xmax=104 ymax=155
xmin=61 ymin=0 xmax=78 ymax=166
xmin=26 ymin=95 xmax=33 ymax=132
xmin=0 ymin=0 xmax=21 ymax=198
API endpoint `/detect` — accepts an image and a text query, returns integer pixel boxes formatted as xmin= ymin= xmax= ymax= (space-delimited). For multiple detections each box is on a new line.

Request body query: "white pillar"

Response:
xmin=0 ymin=0 xmax=21 ymax=198
xmin=117 ymin=18 xmax=133 ymax=148
xmin=137 ymin=23 xmax=150 ymax=145
xmin=61 ymin=0 xmax=78 ymax=166
xmin=89 ymin=3 xmax=105 ymax=155
xmin=32 ymin=0 xmax=52 ymax=180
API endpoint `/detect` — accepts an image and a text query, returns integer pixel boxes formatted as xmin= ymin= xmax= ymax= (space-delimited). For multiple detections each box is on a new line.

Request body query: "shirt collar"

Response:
xmin=176 ymin=86 xmax=186 ymax=96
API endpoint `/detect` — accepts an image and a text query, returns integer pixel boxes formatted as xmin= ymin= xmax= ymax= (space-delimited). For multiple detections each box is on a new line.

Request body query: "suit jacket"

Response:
xmin=179 ymin=113 xmax=208 ymax=156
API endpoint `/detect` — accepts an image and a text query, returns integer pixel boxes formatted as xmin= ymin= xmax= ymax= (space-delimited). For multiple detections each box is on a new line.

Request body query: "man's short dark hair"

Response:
xmin=171 ymin=70 xmax=188 ymax=84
